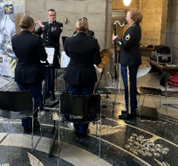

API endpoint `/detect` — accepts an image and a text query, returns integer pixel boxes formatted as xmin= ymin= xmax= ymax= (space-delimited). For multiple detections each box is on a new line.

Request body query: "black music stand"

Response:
xmin=41 ymin=46 xmax=66 ymax=109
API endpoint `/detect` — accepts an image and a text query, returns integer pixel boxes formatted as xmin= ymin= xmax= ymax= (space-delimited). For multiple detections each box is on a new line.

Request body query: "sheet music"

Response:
xmin=45 ymin=47 xmax=54 ymax=64
xmin=61 ymin=51 xmax=70 ymax=68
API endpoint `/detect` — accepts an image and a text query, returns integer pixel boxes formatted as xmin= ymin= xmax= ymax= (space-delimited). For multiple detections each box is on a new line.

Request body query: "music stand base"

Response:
xmin=49 ymin=127 xmax=58 ymax=157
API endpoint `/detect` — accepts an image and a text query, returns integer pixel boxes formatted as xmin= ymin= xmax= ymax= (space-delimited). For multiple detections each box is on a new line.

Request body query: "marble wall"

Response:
xmin=141 ymin=0 xmax=163 ymax=46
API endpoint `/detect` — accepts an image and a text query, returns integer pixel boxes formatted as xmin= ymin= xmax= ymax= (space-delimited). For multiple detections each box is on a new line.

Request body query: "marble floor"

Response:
xmin=1 ymin=56 xmax=178 ymax=166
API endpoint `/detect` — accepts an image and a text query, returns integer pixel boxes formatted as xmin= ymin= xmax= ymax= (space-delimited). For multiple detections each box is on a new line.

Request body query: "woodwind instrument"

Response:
xmin=113 ymin=21 xmax=131 ymax=114
xmin=107 ymin=21 xmax=127 ymax=86
xmin=113 ymin=21 xmax=127 ymax=80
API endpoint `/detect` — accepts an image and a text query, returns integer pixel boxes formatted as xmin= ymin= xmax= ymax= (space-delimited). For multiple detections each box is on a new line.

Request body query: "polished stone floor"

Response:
xmin=1 ymin=57 xmax=178 ymax=166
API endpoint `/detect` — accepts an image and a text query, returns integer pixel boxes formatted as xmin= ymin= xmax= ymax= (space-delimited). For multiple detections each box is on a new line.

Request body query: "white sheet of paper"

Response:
xmin=61 ymin=51 xmax=70 ymax=68
xmin=137 ymin=66 xmax=151 ymax=78
xmin=45 ymin=47 xmax=54 ymax=64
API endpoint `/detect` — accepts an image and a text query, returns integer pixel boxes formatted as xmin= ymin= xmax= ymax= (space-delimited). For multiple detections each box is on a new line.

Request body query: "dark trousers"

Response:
xmin=46 ymin=67 xmax=55 ymax=93
xmin=121 ymin=64 xmax=139 ymax=115
xmin=67 ymin=83 xmax=95 ymax=134
xmin=46 ymin=50 xmax=60 ymax=94
xmin=17 ymin=82 xmax=42 ymax=129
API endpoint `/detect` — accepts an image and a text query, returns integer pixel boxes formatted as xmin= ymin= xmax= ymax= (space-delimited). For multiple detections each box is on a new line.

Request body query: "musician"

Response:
xmin=35 ymin=9 xmax=63 ymax=100
xmin=12 ymin=16 xmax=47 ymax=132
xmin=73 ymin=17 xmax=94 ymax=37
xmin=64 ymin=17 xmax=101 ymax=137
xmin=112 ymin=8 xmax=143 ymax=119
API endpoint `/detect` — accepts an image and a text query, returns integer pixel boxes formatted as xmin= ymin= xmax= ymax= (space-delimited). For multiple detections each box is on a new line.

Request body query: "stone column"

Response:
xmin=139 ymin=0 xmax=144 ymax=11
xmin=139 ymin=0 xmax=144 ymax=27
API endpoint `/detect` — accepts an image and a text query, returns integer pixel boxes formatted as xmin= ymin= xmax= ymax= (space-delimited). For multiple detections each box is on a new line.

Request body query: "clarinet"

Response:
xmin=107 ymin=21 xmax=127 ymax=86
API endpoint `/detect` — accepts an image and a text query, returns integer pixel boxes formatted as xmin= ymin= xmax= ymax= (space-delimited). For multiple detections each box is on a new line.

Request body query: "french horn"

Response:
xmin=97 ymin=49 xmax=110 ymax=68
xmin=93 ymin=49 xmax=110 ymax=94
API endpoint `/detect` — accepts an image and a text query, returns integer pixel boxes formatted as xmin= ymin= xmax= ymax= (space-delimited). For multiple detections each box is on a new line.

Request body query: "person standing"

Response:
xmin=73 ymin=17 xmax=94 ymax=37
xmin=12 ymin=16 xmax=47 ymax=132
xmin=64 ymin=17 xmax=101 ymax=137
xmin=112 ymin=8 xmax=143 ymax=119
xmin=36 ymin=9 xmax=63 ymax=100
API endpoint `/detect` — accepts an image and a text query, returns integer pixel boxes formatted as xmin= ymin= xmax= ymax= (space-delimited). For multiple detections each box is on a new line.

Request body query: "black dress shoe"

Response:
xmin=74 ymin=132 xmax=82 ymax=138
xmin=23 ymin=127 xmax=32 ymax=133
xmin=121 ymin=110 xmax=127 ymax=114
xmin=23 ymin=127 xmax=29 ymax=133
xmin=118 ymin=113 xmax=136 ymax=120
xmin=45 ymin=91 xmax=51 ymax=99
xmin=80 ymin=133 xmax=87 ymax=138
xmin=51 ymin=93 xmax=56 ymax=100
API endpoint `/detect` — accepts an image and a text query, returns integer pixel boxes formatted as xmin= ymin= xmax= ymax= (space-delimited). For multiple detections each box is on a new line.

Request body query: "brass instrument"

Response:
xmin=97 ymin=49 xmax=110 ymax=69
xmin=93 ymin=49 xmax=110 ymax=94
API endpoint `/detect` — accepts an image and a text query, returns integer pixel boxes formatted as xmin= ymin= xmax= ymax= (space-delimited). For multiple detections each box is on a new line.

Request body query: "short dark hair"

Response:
xmin=48 ymin=9 xmax=56 ymax=13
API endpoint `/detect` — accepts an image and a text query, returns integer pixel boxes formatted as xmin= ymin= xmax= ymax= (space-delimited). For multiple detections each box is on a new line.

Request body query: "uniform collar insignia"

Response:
xmin=130 ymin=22 xmax=136 ymax=27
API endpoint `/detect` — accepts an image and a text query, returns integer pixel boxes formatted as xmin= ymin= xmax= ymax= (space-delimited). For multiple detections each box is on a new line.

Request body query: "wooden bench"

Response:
xmin=148 ymin=60 xmax=178 ymax=75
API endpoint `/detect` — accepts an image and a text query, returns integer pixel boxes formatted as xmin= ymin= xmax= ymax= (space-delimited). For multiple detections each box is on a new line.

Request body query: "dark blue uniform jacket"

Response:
xmin=114 ymin=22 xmax=142 ymax=66
xmin=64 ymin=32 xmax=101 ymax=86
xmin=12 ymin=30 xmax=47 ymax=83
